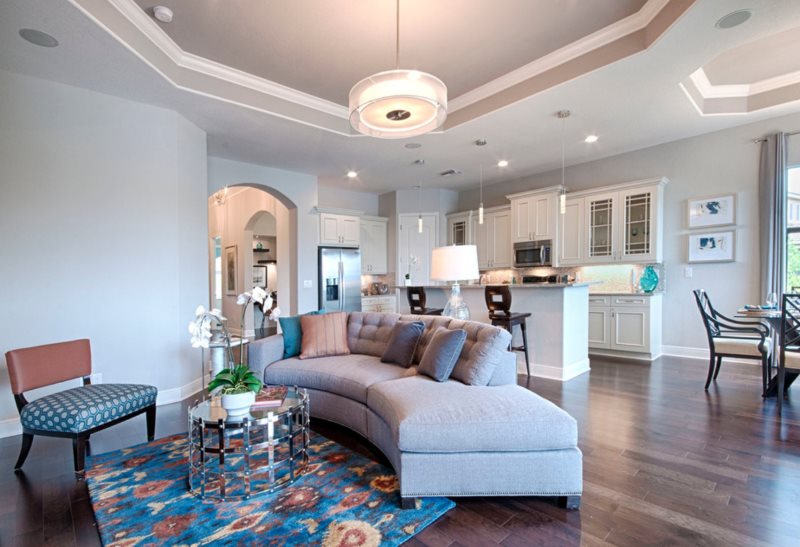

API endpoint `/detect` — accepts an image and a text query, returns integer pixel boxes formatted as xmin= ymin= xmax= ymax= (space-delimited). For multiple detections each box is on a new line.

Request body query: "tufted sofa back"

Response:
xmin=346 ymin=312 xmax=513 ymax=386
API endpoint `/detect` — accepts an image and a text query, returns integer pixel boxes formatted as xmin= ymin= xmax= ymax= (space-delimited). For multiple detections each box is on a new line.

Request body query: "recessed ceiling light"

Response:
xmin=153 ymin=6 xmax=174 ymax=23
xmin=404 ymin=143 xmax=422 ymax=149
xmin=497 ymin=160 xmax=509 ymax=167
xmin=346 ymin=170 xmax=358 ymax=179
xmin=18 ymin=29 xmax=58 ymax=48
xmin=715 ymin=10 xmax=751 ymax=29
xmin=584 ymin=135 xmax=599 ymax=143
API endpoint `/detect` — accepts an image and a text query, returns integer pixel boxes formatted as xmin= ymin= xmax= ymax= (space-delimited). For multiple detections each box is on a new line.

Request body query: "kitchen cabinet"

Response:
xmin=588 ymin=294 xmax=662 ymax=359
xmin=361 ymin=295 xmax=397 ymax=313
xmin=583 ymin=180 xmax=664 ymax=264
xmin=447 ymin=211 xmax=475 ymax=246
xmin=559 ymin=196 xmax=585 ymax=266
xmin=320 ymin=213 xmax=360 ymax=246
xmin=507 ymin=189 xmax=560 ymax=243
xmin=359 ymin=217 xmax=388 ymax=274
xmin=475 ymin=207 xmax=512 ymax=269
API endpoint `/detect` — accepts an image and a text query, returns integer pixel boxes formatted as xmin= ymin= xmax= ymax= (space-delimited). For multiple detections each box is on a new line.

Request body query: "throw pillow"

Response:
xmin=380 ymin=320 xmax=425 ymax=367
xmin=299 ymin=312 xmax=351 ymax=359
xmin=278 ymin=309 xmax=326 ymax=359
xmin=418 ymin=327 xmax=467 ymax=382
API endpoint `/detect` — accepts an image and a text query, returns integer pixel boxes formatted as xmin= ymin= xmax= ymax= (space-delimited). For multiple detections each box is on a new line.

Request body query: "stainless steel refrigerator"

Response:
xmin=318 ymin=247 xmax=362 ymax=312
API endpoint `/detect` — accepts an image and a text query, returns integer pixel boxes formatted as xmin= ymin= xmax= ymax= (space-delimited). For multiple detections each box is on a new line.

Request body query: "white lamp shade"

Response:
xmin=431 ymin=245 xmax=479 ymax=282
xmin=349 ymin=69 xmax=447 ymax=139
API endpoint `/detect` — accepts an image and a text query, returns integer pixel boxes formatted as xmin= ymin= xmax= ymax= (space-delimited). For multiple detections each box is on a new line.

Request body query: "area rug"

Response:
xmin=86 ymin=433 xmax=454 ymax=546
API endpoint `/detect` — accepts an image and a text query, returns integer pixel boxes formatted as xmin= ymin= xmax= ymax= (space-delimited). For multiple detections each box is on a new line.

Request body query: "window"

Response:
xmin=786 ymin=167 xmax=800 ymax=291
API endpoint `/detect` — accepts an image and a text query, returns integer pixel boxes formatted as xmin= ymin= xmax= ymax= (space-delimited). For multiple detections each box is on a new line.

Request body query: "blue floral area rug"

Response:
xmin=86 ymin=433 xmax=454 ymax=546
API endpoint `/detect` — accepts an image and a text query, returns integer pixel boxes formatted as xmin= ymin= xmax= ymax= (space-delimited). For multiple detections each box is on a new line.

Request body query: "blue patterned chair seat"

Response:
xmin=21 ymin=384 xmax=157 ymax=434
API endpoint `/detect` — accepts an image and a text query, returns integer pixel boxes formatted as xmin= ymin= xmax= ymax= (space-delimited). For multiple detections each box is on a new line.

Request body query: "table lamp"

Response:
xmin=431 ymin=245 xmax=480 ymax=320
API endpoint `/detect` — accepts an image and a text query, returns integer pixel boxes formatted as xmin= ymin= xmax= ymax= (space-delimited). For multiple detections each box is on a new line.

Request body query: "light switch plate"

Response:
xmin=684 ymin=266 xmax=693 ymax=279
xmin=303 ymin=279 xmax=313 ymax=288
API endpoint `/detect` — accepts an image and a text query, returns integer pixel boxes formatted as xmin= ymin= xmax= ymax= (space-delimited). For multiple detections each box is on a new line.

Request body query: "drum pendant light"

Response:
xmin=349 ymin=0 xmax=447 ymax=139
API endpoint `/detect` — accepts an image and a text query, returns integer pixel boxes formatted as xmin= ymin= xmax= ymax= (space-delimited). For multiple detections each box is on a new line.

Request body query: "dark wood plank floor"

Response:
xmin=1 ymin=355 xmax=798 ymax=546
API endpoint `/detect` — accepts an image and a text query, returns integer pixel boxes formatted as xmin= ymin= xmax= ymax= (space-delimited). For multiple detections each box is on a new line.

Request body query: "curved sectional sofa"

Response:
xmin=249 ymin=311 xmax=582 ymax=509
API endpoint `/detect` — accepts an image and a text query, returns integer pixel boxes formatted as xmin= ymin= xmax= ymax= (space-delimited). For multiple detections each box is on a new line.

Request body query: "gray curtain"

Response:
xmin=759 ymin=132 xmax=788 ymax=302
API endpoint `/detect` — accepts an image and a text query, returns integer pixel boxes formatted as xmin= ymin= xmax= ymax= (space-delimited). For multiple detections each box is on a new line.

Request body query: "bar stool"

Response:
xmin=407 ymin=287 xmax=443 ymax=316
xmin=485 ymin=285 xmax=531 ymax=376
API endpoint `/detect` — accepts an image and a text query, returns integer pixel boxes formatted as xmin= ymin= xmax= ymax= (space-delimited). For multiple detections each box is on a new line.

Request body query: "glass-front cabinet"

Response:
xmin=585 ymin=192 xmax=617 ymax=262
xmin=447 ymin=211 xmax=475 ymax=246
xmin=620 ymin=188 xmax=657 ymax=262
xmin=582 ymin=180 xmax=664 ymax=264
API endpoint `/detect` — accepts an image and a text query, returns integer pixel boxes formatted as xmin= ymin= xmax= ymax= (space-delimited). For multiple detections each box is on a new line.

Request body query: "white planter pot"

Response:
xmin=221 ymin=391 xmax=256 ymax=419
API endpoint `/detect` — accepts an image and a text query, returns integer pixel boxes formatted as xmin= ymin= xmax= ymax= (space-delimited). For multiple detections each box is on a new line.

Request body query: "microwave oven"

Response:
xmin=513 ymin=240 xmax=552 ymax=268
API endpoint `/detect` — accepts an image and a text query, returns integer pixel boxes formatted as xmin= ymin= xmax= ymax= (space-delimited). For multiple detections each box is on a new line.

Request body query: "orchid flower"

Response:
xmin=252 ymin=286 xmax=267 ymax=304
xmin=268 ymin=306 xmax=281 ymax=321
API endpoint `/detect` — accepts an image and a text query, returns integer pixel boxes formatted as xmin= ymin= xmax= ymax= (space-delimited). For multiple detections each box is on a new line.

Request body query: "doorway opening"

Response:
xmin=208 ymin=186 xmax=293 ymax=339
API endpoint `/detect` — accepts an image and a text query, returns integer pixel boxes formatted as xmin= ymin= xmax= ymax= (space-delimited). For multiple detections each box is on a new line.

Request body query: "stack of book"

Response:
xmin=251 ymin=385 xmax=288 ymax=408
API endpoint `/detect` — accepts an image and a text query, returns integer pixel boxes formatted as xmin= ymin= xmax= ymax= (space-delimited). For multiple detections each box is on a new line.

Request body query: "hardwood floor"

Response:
xmin=1 ymin=355 xmax=797 ymax=546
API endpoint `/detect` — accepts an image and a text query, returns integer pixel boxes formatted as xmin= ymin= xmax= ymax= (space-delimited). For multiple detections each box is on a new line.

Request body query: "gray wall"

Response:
xmin=459 ymin=112 xmax=800 ymax=352
xmin=0 ymin=70 xmax=208 ymax=433
xmin=318 ymin=185 xmax=380 ymax=216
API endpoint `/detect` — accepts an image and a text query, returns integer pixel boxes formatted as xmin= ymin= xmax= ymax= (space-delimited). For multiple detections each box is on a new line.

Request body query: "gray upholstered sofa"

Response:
xmin=249 ymin=312 xmax=582 ymax=509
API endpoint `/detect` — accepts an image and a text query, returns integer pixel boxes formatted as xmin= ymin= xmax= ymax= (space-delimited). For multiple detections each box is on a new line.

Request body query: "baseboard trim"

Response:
xmin=526 ymin=359 xmax=591 ymax=382
xmin=0 ymin=377 xmax=204 ymax=439
xmin=661 ymin=345 xmax=759 ymax=365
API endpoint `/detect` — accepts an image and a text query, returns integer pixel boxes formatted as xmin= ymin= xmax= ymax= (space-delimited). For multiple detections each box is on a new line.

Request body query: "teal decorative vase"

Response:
xmin=639 ymin=265 xmax=658 ymax=293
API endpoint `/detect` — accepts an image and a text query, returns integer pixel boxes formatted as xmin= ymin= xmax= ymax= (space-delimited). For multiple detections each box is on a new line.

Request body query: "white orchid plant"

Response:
xmin=188 ymin=305 xmax=234 ymax=366
xmin=238 ymin=286 xmax=270 ymax=350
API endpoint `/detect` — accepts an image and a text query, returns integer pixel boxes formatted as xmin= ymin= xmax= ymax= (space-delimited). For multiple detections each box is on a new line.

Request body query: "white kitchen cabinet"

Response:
xmin=361 ymin=295 xmax=397 ymax=313
xmin=507 ymin=189 xmax=560 ymax=243
xmin=320 ymin=213 xmax=360 ymax=246
xmin=588 ymin=294 xmax=662 ymax=360
xmin=559 ymin=196 xmax=585 ymax=265
xmin=475 ymin=207 xmax=512 ymax=269
xmin=447 ymin=211 xmax=475 ymax=246
xmin=582 ymin=179 xmax=664 ymax=264
xmin=360 ymin=217 xmax=388 ymax=274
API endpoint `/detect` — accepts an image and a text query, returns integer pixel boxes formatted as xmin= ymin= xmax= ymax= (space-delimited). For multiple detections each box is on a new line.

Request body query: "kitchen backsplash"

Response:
xmin=361 ymin=273 xmax=394 ymax=295
xmin=480 ymin=264 xmax=665 ymax=294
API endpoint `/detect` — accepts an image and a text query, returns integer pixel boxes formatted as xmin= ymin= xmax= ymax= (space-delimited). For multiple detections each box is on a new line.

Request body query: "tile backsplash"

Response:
xmin=480 ymin=264 xmax=665 ymax=294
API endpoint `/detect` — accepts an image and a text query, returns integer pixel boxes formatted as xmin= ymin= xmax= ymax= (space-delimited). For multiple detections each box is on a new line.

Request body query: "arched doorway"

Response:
xmin=207 ymin=184 xmax=297 ymax=338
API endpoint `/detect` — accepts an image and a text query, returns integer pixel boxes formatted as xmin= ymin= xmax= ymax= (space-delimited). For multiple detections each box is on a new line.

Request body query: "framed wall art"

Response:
xmin=225 ymin=245 xmax=238 ymax=295
xmin=252 ymin=265 xmax=267 ymax=287
xmin=687 ymin=194 xmax=736 ymax=228
xmin=687 ymin=231 xmax=735 ymax=263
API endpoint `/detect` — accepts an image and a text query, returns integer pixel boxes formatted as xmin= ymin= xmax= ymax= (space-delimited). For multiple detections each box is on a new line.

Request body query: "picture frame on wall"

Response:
xmin=252 ymin=265 xmax=267 ymax=287
xmin=687 ymin=194 xmax=736 ymax=228
xmin=688 ymin=230 xmax=735 ymax=263
xmin=225 ymin=245 xmax=238 ymax=295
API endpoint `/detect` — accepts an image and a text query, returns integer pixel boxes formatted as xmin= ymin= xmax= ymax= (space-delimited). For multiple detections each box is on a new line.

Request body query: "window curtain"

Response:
xmin=759 ymin=132 xmax=788 ymax=302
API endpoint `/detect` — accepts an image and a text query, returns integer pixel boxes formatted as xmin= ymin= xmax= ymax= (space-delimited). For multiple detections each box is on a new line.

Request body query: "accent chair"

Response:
xmin=5 ymin=339 xmax=157 ymax=479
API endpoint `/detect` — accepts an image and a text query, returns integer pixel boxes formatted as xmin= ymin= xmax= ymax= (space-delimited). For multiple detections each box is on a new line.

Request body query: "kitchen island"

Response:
xmin=399 ymin=283 xmax=592 ymax=381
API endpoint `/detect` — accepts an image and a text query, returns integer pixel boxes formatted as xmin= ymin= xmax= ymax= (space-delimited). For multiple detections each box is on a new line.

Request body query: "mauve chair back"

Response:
xmin=5 ymin=339 xmax=92 ymax=394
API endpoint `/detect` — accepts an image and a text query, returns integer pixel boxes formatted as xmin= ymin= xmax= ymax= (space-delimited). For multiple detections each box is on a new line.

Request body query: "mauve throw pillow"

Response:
xmin=299 ymin=312 xmax=350 ymax=359
xmin=380 ymin=321 xmax=425 ymax=367
xmin=418 ymin=327 xmax=468 ymax=382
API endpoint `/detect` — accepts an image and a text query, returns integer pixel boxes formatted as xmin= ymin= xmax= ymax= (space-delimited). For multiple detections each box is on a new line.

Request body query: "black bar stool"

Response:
xmin=485 ymin=285 xmax=531 ymax=376
xmin=407 ymin=287 xmax=443 ymax=316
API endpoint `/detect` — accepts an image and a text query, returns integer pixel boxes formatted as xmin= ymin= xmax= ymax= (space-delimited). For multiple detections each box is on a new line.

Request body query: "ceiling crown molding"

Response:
xmin=449 ymin=0 xmax=672 ymax=112
xmin=681 ymin=67 xmax=800 ymax=115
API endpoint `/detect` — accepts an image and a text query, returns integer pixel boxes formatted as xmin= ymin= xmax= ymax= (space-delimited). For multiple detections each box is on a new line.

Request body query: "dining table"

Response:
xmin=736 ymin=308 xmax=797 ymax=397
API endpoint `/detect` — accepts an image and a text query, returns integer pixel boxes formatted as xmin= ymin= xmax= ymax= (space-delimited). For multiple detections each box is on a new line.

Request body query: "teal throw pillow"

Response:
xmin=279 ymin=309 xmax=326 ymax=358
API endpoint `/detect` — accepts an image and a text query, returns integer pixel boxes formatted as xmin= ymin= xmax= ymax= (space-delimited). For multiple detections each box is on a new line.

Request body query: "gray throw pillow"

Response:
xmin=418 ymin=327 xmax=468 ymax=382
xmin=381 ymin=321 xmax=425 ymax=367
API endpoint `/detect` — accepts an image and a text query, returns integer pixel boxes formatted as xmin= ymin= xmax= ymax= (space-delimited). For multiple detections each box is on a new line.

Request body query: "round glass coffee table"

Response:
xmin=188 ymin=387 xmax=309 ymax=501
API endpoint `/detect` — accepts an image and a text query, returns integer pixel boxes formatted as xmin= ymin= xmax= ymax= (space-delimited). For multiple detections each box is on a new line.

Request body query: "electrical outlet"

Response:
xmin=684 ymin=266 xmax=693 ymax=279
xmin=303 ymin=279 xmax=313 ymax=288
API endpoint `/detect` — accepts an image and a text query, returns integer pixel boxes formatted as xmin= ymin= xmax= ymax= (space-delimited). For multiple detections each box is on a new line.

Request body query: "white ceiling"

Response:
xmin=704 ymin=26 xmax=800 ymax=85
xmin=2 ymin=0 xmax=800 ymax=195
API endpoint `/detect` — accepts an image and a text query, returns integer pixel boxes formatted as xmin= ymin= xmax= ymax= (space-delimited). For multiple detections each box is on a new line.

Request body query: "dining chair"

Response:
xmin=5 ymin=339 xmax=158 ymax=479
xmin=778 ymin=293 xmax=800 ymax=416
xmin=693 ymin=289 xmax=772 ymax=393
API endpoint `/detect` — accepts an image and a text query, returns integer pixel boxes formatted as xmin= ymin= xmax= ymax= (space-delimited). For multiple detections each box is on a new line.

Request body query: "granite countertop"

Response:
xmin=589 ymin=291 xmax=663 ymax=296
xmin=392 ymin=282 xmax=599 ymax=290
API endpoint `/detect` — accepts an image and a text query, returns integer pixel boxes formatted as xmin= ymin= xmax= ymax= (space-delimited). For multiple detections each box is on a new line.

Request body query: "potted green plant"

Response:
xmin=207 ymin=364 xmax=263 ymax=418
